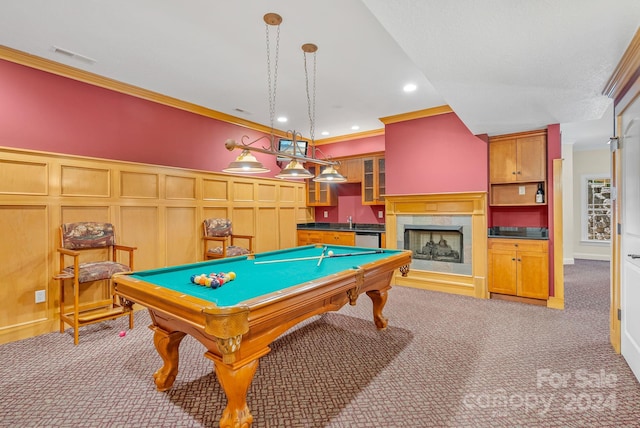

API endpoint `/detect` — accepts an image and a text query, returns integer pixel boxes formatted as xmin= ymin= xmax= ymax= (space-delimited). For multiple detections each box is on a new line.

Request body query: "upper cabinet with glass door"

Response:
xmin=306 ymin=164 xmax=337 ymax=206
xmin=362 ymin=155 xmax=385 ymax=205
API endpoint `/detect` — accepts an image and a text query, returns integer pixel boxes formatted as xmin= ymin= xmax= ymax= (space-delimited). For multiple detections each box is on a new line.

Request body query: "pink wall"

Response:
xmin=316 ymin=134 xmax=385 ymax=158
xmin=0 ymin=59 xmax=284 ymax=178
xmin=316 ymin=183 xmax=385 ymax=224
xmin=384 ymin=113 xmax=488 ymax=195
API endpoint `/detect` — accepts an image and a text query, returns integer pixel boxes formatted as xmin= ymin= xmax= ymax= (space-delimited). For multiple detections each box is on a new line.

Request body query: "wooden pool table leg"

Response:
xmin=366 ymin=289 xmax=389 ymax=329
xmin=151 ymin=328 xmax=186 ymax=391
xmin=214 ymin=359 xmax=259 ymax=428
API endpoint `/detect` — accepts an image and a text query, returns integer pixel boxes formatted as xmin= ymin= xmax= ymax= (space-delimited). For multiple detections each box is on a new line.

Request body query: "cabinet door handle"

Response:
xmin=628 ymin=254 xmax=640 ymax=259
xmin=512 ymin=171 xmax=516 ymax=175
xmin=512 ymin=258 xmax=516 ymax=261
xmin=517 ymin=258 xmax=522 ymax=262
xmin=517 ymin=171 xmax=521 ymax=174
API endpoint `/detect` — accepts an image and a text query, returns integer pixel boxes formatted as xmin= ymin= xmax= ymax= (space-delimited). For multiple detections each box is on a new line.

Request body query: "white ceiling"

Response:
xmin=1 ymin=1 xmax=638 ymax=149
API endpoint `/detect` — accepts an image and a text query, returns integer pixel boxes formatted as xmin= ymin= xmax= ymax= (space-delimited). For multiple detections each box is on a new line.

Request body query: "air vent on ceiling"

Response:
xmin=52 ymin=46 xmax=96 ymax=65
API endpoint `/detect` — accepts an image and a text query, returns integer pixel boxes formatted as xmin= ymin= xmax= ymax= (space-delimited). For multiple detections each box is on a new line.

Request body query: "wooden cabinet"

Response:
xmin=306 ymin=164 xmax=337 ymax=206
xmin=488 ymin=238 xmax=549 ymax=300
xmin=362 ymin=156 xmax=385 ymax=205
xmin=297 ymin=230 xmax=355 ymax=246
xmin=489 ymin=131 xmax=547 ymax=206
xmin=336 ymin=157 xmax=363 ymax=183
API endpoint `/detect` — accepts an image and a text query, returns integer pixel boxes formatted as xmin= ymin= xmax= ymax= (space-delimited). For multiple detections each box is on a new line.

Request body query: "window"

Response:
xmin=582 ymin=175 xmax=611 ymax=242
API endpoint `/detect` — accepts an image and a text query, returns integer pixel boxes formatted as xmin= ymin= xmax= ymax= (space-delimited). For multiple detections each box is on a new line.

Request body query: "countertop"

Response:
xmin=297 ymin=222 xmax=385 ymax=233
xmin=488 ymin=227 xmax=548 ymax=240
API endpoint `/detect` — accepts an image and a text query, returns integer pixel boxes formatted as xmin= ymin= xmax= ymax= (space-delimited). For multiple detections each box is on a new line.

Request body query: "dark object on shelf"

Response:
xmin=488 ymin=227 xmax=548 ymax=239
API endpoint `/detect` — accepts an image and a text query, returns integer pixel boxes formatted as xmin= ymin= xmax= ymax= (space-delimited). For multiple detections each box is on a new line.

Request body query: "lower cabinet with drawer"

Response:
xmin=297 ymin=230 xmax=356 ymax=246
xmin=488 ymin=238 xmax=549 ymax=300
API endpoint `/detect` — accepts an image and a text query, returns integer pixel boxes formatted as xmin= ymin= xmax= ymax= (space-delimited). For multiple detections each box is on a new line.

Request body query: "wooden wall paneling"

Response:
xmin=257 ymin=182 xmax=277 ymax=203
xmin=278 ymin=183 xmax=297 ymax=203
xmin=202 ymin=178 xmax=229 ymax=201
xmin=278 ymin=207 xmax=298 ymax=249
xmin=203 ymin=207 xmax=230 ymax=219
xmin=166 ymin=206 xmax=198 ymax=266
xmin=256 ymin=207 xmax=278 ymax=252
xmin=0 ymin=159 xmax=48 ymax=195
xmin=60 ymin=165 xmax=110 ymax=197
xmin=232 ymin=179 xmax=255 ymax=202
xmin=232 ymin=207 xmax=256 ymax=251
xmin=0 ymin=205 xmax=50 ymax=328
xmin=60 ymin=206 xmax=111 ymax=223
xmin=120 ymin=206 xmax=160 ymax=270
xmin=166 ymin=175 xmax=196 ymax=200
xmin=120 ymin=171 xmax=159 ymax=199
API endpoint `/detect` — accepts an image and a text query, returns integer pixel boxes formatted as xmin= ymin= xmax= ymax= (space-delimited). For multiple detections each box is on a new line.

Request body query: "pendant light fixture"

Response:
xmin=222 ymin=12 xmax=345 ymax=182
xmin=222 ymin=150 xmax=270 ymax=174
xmin=274 ymin=159 xmax=314 ymax=179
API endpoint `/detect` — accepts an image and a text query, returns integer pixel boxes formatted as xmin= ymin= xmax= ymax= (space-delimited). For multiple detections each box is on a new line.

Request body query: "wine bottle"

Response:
xmin=536 ymin=183 xmax=545 ymax=203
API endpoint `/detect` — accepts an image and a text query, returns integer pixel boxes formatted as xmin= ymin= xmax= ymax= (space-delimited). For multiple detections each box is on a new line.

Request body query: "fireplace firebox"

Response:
xmin=404 ymin=225 xmax=463 ymax=263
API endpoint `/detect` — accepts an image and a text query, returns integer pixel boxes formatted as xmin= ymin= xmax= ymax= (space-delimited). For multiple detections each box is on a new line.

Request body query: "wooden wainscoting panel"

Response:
xmin=232 ymin=180 xmax=255 ymax=202
xmin=166 ymin=207 xmax=198 ymax=265
xmin=166 ymin=175 xmax=196 ymax=200
xmin=278 ymin=183 xmax=297 ymax=203
xmin=119 ymin=206 xmax=159 ymax=270
xmin=203 ymin=207 xmax=229 ymax=220
xmin=231 ymin=207 xmax=255 ymax=237
xmin=120 ymin=171 xmax=159 ymax=199
xmin=0 ymin=205 xmax=49 ymax=328
xmin=202 ymin=178 xmax=229 ymax=201
xmin=61 ymin=165 xmax=110 ymax=197
xmin=60 ymin=206 xmax=111 ymax=224
xmin=278 ymin=207 xmax=297 ymax=249
xmin=257 ymin=182 xmax=277 ymax=203
xmin=256 ymin=207 xmax=278 ymax=252
xmin=0 ymin=159 xmax=48 ymax=195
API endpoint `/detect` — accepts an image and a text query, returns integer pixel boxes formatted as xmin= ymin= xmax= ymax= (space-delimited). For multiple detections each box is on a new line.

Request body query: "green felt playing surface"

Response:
xmin=128 ymin=245 xmax=403 ymax=307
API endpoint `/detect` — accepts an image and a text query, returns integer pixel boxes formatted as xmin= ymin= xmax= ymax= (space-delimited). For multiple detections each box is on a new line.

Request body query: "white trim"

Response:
xmin=573 ymin=252 xmax=611 ymax=261
xmin=580 ymin=173 xmax=611 ymax=242
xmin=564 ymin=257 xmax=575 ymax=265
xmin=579 ymin=239 xmax=611 ymax=246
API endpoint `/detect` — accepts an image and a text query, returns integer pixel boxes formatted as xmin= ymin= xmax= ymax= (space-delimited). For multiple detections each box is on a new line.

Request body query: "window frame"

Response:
xmin=580 ymin=173 xmax=612 ymax=244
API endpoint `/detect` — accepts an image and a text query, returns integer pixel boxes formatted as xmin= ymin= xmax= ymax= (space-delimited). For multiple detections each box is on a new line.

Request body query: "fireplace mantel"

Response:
xmin=385 ymin=192 xmax=487 ymax=299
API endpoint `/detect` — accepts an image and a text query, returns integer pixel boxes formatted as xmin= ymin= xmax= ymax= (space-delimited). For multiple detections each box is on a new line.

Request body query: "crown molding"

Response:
xmin=314 ymin=128 xmax=385 ymax=146
xmin=379 ymin=105 xmax=453 ymax=125
xmin=602 ymin=28 xmax=640 ymax=103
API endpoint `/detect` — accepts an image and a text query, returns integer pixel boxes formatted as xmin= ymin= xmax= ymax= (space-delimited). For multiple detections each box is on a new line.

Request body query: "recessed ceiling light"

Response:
xmin=403 ymin=83 xmax=417 ymax=92
xmin=277 ymin=116 xmax=288 ymax=123
xmin=351 ymin=125 xmax=360 ymax=130
xmin=321 ymin=131 xmax=330 ymax=136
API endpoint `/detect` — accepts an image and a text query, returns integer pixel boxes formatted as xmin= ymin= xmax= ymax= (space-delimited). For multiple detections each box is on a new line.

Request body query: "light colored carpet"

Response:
xmin=1 ymin=259 xmax=638 ymax=427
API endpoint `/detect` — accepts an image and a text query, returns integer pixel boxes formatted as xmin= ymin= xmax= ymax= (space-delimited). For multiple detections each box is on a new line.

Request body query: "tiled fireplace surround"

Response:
xmin=385 ymin=192 xmax=488 ymax=299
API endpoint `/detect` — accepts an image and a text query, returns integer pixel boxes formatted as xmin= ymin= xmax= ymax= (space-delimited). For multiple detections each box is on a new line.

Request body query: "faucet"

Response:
xmin=347 ymin=216 xmax=353 ymax=229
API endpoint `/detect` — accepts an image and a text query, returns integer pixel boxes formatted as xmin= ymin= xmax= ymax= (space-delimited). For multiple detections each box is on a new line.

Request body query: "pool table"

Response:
xmin=113 ymin=244 xmax=411 ymax=427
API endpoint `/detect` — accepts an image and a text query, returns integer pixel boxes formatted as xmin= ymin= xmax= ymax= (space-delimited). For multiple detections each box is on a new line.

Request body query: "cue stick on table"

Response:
xmin=253 ymin=249 xmax=384 ymax=265
xmin=316 ymin=246 xmax=327 ymax=267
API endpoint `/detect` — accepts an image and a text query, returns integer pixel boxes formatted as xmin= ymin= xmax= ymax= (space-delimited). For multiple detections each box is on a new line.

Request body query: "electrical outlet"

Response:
xmin=378 ymin=211 xmax=384 ymax=219
xmin=35 ymin=290 xmax=46 ymax=303
xmin=323 ymin=211 xmax=328 ymax=218
xmin=519 ymin=186 xmax=525 ymax=195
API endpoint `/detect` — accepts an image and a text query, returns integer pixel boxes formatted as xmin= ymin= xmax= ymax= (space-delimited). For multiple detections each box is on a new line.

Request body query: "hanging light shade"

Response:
xmin=313 ymin=165 xmax=347 ymax=183
xmin=275 ymin=160 xmax=314 ymax=179
xmin=222 ymin=150 xmax=270 ymax=174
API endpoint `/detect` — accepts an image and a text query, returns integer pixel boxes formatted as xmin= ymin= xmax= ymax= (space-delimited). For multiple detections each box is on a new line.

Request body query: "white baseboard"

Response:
xmin=564 ymin=258 xmax=575 ymax=265
xmin=572 ymin=253 xmax=611 ymax=262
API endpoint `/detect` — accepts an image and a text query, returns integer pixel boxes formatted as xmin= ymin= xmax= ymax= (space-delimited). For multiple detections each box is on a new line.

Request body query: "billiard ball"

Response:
xmin=328 ymin=250 xmax=334 ymax=257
